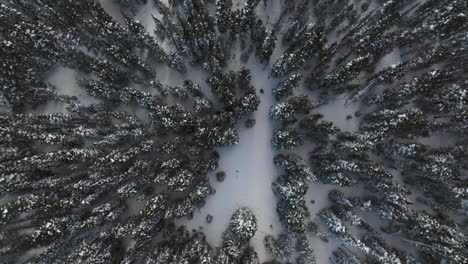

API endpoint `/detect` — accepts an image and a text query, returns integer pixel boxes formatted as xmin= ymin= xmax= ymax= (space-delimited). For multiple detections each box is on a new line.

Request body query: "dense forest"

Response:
xmin=0 ymin=0 xmax=467 ymax=263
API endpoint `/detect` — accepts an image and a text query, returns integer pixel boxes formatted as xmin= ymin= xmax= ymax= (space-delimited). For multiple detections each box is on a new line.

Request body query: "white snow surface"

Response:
xmin=177 ymin=59 xmax=283 ymax=262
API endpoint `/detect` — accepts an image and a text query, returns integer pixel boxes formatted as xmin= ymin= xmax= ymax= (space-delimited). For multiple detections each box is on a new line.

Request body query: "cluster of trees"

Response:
xmin=265 ymin=154 xmax=317 ymax=263
xmin=0 ymin=0 xmax=264 ymax=263
xmin=267 ymin=0 xmax=467 ymax=263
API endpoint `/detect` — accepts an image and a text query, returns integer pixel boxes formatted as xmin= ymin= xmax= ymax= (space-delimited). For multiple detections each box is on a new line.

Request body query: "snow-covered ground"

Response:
xmin=178 ymin=77 xmax=283 ymax=261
